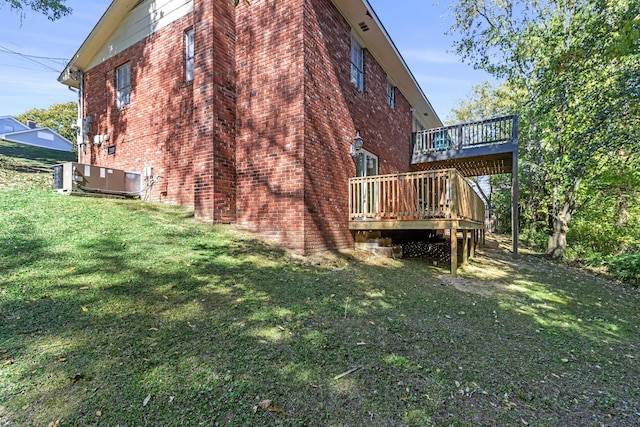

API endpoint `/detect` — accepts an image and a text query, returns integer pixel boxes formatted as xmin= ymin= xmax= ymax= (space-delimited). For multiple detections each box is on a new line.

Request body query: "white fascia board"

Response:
xmin=331 ymin=0 xmax=442 ymax=129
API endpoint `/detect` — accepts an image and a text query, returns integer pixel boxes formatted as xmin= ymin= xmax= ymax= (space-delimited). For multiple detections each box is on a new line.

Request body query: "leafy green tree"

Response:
xmin=449 ymin=0 xmax=640 ymax=258
xmin=16 ymin=101 xmax=77 ymax=144
xmin=449 ymin=82 xmax=518 ymax=233
xmin=2 ymin=0 xmax=71 ymax=21
xmin=446 ymin=81 xmax=514 ymax=125
xmin=4 ymin=0 xmax=248 ymax=21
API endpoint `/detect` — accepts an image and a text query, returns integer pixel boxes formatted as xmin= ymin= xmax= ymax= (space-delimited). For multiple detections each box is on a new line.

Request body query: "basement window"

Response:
xmin=350 ymin=35 xmax=364 ymax=91
xmin=116 ymin=62 xmax=131 ymax=108
xmin=185 ymin=29 xmax=194 ymax=82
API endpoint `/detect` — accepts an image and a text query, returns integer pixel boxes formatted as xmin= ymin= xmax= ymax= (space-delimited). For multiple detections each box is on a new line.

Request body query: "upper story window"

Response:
xmin=386 ymin=80 xmax=396 ymax=109
xmin=185 ymin=29 xmax=194 ymax=82
xmin=350 ymin=35 xmax=364 ymax=91
xmin=115 ymin=62 xmax=131 ymax=108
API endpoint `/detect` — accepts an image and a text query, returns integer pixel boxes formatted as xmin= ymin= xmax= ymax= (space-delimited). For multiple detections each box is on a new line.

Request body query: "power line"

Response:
xmin=0 ymin=44 xmax=66 ymax=72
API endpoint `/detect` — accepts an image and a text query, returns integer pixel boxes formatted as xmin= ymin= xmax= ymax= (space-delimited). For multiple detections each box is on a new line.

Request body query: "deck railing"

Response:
xmin=348 ymin=168 xmax=485 ymax=224
xmin=413 ymin=115 xmax=517 ymax=156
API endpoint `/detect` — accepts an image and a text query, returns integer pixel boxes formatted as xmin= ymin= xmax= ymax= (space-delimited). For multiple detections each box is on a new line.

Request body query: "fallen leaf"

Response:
xmin=258 ymin=400 xmax=272 ymax=410
xmin=276 ymin=325 xmax=285 ymax=331
xmin=188 ymin=322 xmax=196 ymax=329
xmin=149 ymin=327 xmax=158 ymax=331
xmin=58 ymin=357 xmax=67 ymax=362
xmin=267 ymin=406 xmax=281 ymax=413
xmin=96 ymin=410 xmax=102 ymax=417
xmin=48 ymin=420 xmax=59 ymax=427
xmin=79 ymin=286 xmax=89 ymax=290
xmin=81 ymin=306 xmax=89 ymax=312
xmin=169 ymin=396 xmax=175 ymax=403
xmin=22 ymin=404 xmax=29 ymax=411
xmin=143 ymin=394 xmax=151 ymax=407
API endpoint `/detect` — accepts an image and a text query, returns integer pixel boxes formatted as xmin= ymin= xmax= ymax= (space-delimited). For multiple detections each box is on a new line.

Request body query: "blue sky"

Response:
xmin=0 ymin=0 xmax=492 ymax=121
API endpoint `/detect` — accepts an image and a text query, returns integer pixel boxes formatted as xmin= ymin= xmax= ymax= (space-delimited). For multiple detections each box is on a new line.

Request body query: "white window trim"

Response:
xmin=185 ymin=29 xmax=194 ymax=82
xmin=386 ymin=79 xmax=396 ymax=109
xmin=116 ymin=62 xmax=131 ymax=108
xmin=350 ymin=35 xmax=364 ymax=91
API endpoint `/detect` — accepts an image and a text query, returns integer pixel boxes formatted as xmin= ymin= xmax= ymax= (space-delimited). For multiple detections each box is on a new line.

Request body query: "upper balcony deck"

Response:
xmin=411 ymin=115 xmax=518 ymax=176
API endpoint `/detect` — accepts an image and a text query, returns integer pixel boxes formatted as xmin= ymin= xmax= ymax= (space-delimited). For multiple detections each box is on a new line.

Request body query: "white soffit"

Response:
xmin=332 ymin=0 xmax=442 ymax=128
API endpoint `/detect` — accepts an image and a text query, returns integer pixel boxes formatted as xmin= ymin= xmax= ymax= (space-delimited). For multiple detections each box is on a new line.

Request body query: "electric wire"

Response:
xmin=0 ymin=44 xmax=66 ymax=72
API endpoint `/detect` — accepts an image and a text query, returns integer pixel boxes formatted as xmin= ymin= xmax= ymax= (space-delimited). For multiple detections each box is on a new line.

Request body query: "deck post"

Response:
xmin=451 ymin=228 xmax=458 ymax=277
xmin=470 ymin=230 xmax=476 ymax=258
xmin=462 ymin=230 xmax=469 ymax=265
xmin=512 ymin=116 xmax=519 ymax=259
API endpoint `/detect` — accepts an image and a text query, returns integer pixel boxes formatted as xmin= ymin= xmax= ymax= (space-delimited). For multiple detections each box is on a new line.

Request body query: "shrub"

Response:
xmin=605 ymin=252 xmax=640 ymax=287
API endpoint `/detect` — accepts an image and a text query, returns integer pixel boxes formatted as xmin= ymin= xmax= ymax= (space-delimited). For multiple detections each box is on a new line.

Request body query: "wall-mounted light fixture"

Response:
xmin=350 ymin=132 xmax=363 ymax=157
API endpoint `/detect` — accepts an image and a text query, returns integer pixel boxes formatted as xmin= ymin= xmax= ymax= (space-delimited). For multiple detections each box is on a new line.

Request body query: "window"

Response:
xmin=350 ymin=35 xmax=364 ymax=91
xmin=355 ymin=150 xmax=378 ymax=215
xmin=386 ymin=80 xmax=395 ymax=109
xmin=185 ymin=29 xmax=194 ymax=82
xmin=116 ymin=62 xmax=131 ymax=108
xmin=355 ymin=150 xmax=378 ymax=177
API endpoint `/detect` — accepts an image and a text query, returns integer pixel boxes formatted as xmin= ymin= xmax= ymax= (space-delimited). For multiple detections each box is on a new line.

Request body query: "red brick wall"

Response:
xmin=81 ymin=0 xmax=237 ymax=223
xmin=302 ymin=0 xmax=413 ymax=251
xmin=234 ymin=0 xmax=412 ymax=252
xmin=80 ymin=0 xmax=413 ymax=253
xmin=235 ymin=0 xmax=307 ymax=251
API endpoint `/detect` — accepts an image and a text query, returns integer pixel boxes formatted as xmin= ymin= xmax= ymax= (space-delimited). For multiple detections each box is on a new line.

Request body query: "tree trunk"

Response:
xmin=546 ymin=178 xmax=581 ymax=258
xmin=547 ymin=212 xmax=568 ymax=258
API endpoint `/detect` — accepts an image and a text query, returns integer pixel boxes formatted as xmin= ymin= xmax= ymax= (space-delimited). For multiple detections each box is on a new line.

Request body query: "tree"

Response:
xmin=16 ymin=101 xmax=77 ymax=144
xmin=4 ymin=0 xmax=249 ymax=21
xmin=2 ymin=0 xmax=71 ymax=21
xmin=449 ymin=0 xmax=640 ymax=257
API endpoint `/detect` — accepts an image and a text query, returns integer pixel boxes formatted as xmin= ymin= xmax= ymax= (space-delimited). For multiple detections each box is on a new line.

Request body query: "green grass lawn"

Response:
xmin=1 ymin=153 xmax=639 ymax=426
xmin=0 ymin=140 xmax=74 ymax=190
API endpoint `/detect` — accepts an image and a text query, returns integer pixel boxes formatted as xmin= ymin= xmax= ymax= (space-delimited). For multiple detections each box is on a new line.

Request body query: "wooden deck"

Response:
xmin=347 ymin=115 xmax=519 ymax=276
xmin=348 ymin=168 xmax=485 ymax=229
xmin=348 ymin=169 xmax=485 ymax=276
xmin=411 ymin=115 xmax=518 ymax=177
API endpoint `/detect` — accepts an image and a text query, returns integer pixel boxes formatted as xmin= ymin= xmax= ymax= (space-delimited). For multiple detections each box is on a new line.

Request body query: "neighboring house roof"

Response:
xmin=0 ymin=116 xmax=74 ymax=152
xmin=58 ymin=0 xmax=442 ymax=128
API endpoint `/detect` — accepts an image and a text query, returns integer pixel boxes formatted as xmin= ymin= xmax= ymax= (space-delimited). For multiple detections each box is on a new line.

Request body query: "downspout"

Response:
xmin=65 ymin=69 xmax=85 ymax=163
xmin=77 ymin=70 xmax=85 ymax=163
xmin=67 ymin=84 xmax=80 ymax=163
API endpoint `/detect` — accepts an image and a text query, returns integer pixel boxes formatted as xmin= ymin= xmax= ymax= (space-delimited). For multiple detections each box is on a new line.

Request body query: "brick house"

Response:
xmin=59 ymin=0 xmax=445 ymax=253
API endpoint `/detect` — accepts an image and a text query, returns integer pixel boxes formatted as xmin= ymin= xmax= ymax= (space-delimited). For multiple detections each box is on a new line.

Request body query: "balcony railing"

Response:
xmin=348 ymin=168 xmax=485 ymax=225
xmin=413 ymin=115 xmax=517 ymax=156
